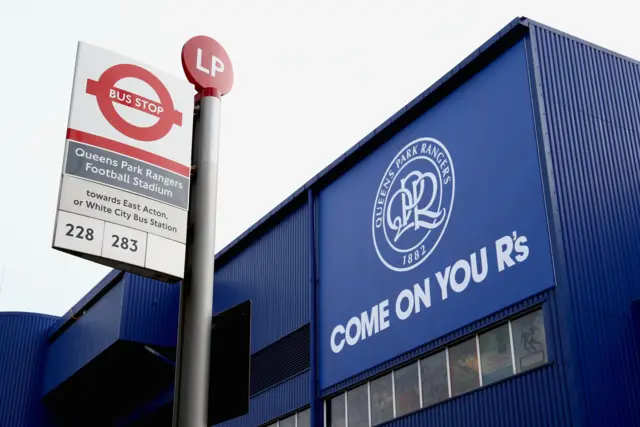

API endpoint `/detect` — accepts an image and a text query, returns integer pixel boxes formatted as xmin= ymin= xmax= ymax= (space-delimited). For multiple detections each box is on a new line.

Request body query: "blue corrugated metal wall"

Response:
xmin=214 ymin=202 xmax=310 ymax=353
xmin=120 ymin=274 xmax=180 ymax=348
xmin=119 ymin=201 xmax=310 ymax=355
xmin=0 ymin=313 xmax=58 ymax=427
xmin=42 ymin=278 xmax=125 ymax=396
xmin=530 ymin=23 xmax=640 ymax=426
xmin=219 ymin=371 xmax=310 ymax=427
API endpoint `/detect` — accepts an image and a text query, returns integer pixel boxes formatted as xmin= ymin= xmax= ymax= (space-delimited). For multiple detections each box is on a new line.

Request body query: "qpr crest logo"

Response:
xmin=372 ymin=137 xmax=455 ymax=272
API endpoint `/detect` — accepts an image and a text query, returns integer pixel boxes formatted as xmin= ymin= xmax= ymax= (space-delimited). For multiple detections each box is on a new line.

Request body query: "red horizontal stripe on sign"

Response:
xmin=66 ymin=128 xmax=190 ymax=177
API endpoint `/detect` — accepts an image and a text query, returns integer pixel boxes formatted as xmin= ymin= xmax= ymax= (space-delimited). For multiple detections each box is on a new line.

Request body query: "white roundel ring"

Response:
xmin=371 ymin=137 xmax=455 ymax=272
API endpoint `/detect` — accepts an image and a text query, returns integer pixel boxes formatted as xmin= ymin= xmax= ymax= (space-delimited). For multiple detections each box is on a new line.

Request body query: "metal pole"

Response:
xmin=173 ymin=93 xmax=222 ymax=427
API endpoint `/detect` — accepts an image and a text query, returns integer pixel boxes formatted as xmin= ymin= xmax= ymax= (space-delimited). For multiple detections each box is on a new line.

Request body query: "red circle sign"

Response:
xmin=86 ymin=64 xmax=183 ymax=142
xmin=181 ymin=35 xmax=233 ymax=96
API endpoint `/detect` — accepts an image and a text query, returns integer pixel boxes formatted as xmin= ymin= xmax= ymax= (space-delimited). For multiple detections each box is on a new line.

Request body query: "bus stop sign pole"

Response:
xmin=174 ymin=36 xmax=234 ymax=427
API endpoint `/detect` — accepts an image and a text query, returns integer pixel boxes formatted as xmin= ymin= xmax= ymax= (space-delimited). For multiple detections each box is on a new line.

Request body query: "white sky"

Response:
xmin=0 ymin=0 xmax=638 ymax=317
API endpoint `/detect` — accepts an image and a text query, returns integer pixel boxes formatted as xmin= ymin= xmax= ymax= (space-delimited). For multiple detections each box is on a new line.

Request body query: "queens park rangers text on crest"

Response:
xmin=372 ymin=137 xmax=455 ymax=272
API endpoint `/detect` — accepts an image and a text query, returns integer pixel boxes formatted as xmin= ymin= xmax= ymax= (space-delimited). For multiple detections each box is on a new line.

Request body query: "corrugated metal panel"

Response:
xmin=215 ymin=202 xmax=310 ymax=352
xmin=124 ymin=371 xmax=310 ymax=427
xmin=120 ymin=274 xmax=180 ymax=348
xmin=48 ymin=269 xmax=123 ymax=340
xmin=0 ymin=312 xmax=58 ymax=427
xmin=219 ymin=370 xmax=310 ymax=427
xmin=251 ymin=323 xmax=310 ymax=395
xmin=118 ymin=202 xmax=309 ymax=353
xmin=532 ymin=23 xmax=640 ymax=426
xmin=386 ymin=364 xmax=567 ymax=427
xmin=42 ymin=279 xmax=124 ymax=395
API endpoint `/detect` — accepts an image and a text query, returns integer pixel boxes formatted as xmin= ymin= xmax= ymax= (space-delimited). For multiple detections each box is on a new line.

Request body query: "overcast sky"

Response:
xmin=0 ymin=0 xmax=638 ymax=316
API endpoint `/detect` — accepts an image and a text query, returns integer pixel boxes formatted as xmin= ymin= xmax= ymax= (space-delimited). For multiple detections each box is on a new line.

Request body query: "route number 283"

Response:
xmin=112 ymin=234 xmax=138 ymax=252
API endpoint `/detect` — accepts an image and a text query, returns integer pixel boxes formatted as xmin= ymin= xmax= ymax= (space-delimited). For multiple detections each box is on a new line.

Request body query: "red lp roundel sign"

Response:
xmin=181 ymin=35 xmax=233 ymax=95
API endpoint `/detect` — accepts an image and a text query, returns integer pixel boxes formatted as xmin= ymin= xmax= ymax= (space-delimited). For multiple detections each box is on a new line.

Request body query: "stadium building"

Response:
xmin=2 ymin=16 xmax=640 ymax=427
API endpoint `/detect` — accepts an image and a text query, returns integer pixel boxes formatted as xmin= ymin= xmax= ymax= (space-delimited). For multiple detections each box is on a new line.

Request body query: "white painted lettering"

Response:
xmin=395 ymin=289 xmax=414 ymax=320
xmin=345 ymin=317 xmax=361 ymax=346
xmin=328 ymin=232 xmax=533 ymax=355
xmin=212 ymin=55 xmax=225 ymax=76
xmin=471 ymin=247 xmax=488 ymax=282
xmin=379 ymin=299 xmax=391 ymax=330
xmin=414 ymin=279 xmax=431 ymax=313
xmin=436 ymin=266 xmax=451 ymax=300
xmin=515 ymin=235 xmax=529 ymax=262
xmin=450 ymin=259 xmax=471 ymax=293
xmin=196 ymin=48 xmax=210 ymax=74
xmin=360 ymin=305 xmax=379 ymax=340
xmin=496 ymin=234 xmax=515 ymax=272
xmin=330 ymin=325 xmax=345 ymax=353
xmin=195 ymin=49 xmax=225 ymax=77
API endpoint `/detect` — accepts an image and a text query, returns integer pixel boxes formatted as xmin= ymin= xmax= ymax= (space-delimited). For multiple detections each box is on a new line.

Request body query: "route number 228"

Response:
xmin=65 ymin=223 xmax=94 ymax=241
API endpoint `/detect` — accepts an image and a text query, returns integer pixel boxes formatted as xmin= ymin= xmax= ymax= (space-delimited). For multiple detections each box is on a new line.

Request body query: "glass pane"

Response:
xmin=370 ymin=373 xmax=394 ymax=425
xmin=479 ymin=324 xmax=514 ymax=385
xmin=512 ymin=310 xmax=548 ymax=373
xmin=420 ymin=350 xmax=449 ymax=407
xmin=347 ymin=384 xmax=369 ymax=427
xmin=394 ymin=362 xmax=420 ymax=416
xmin=297 ymin=408 xmax=310 ymax=427
xmin=449 ymin=338 xmax=480 ymax=396
xmin=279 ymin=415 xmax=296 ymax=427
xmin=327 ymin=394 xmax=346 ymax=427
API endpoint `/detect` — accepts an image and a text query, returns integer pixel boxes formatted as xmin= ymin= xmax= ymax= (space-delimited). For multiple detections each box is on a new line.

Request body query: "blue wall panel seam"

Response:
xmin=528 ymin=24 xmax=585 ymax=427
xmin=307 ymin=189 xmax=319 ymax=427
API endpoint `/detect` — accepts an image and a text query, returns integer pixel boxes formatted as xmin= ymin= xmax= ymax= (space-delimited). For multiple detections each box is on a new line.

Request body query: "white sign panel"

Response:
xmin=52 ymin=41 xmax=194 ymax=281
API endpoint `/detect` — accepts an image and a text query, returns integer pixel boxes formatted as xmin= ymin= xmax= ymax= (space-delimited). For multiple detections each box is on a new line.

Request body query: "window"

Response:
xmin=327 ymin=395 xmax=345 ymax=427
xmin=479 ymin=323 xmax=514 ymax=385
xmin=420 ymin=350 xmax=449 ymax=407
xmin=449 ymin=337 xmax=480 ymax=396
xmin=279 ymin=415 xmax=295 ymax=427
xmin=266 ymin=408 xmax=312 ymax=427
xmin=512 ymin=310 xmax=548 ymax=373
xmin=370 ymin=373 xmax=393 ymax=425
xmin=394 ymin=362 xmax=420 ymax=416
xmin=323 ymin=308 xmax=549 ymax=427
xmin=347 ymin=384 xmax=369 ymax=427
xmin=298 ymin=408 xmax=310 ymax=427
